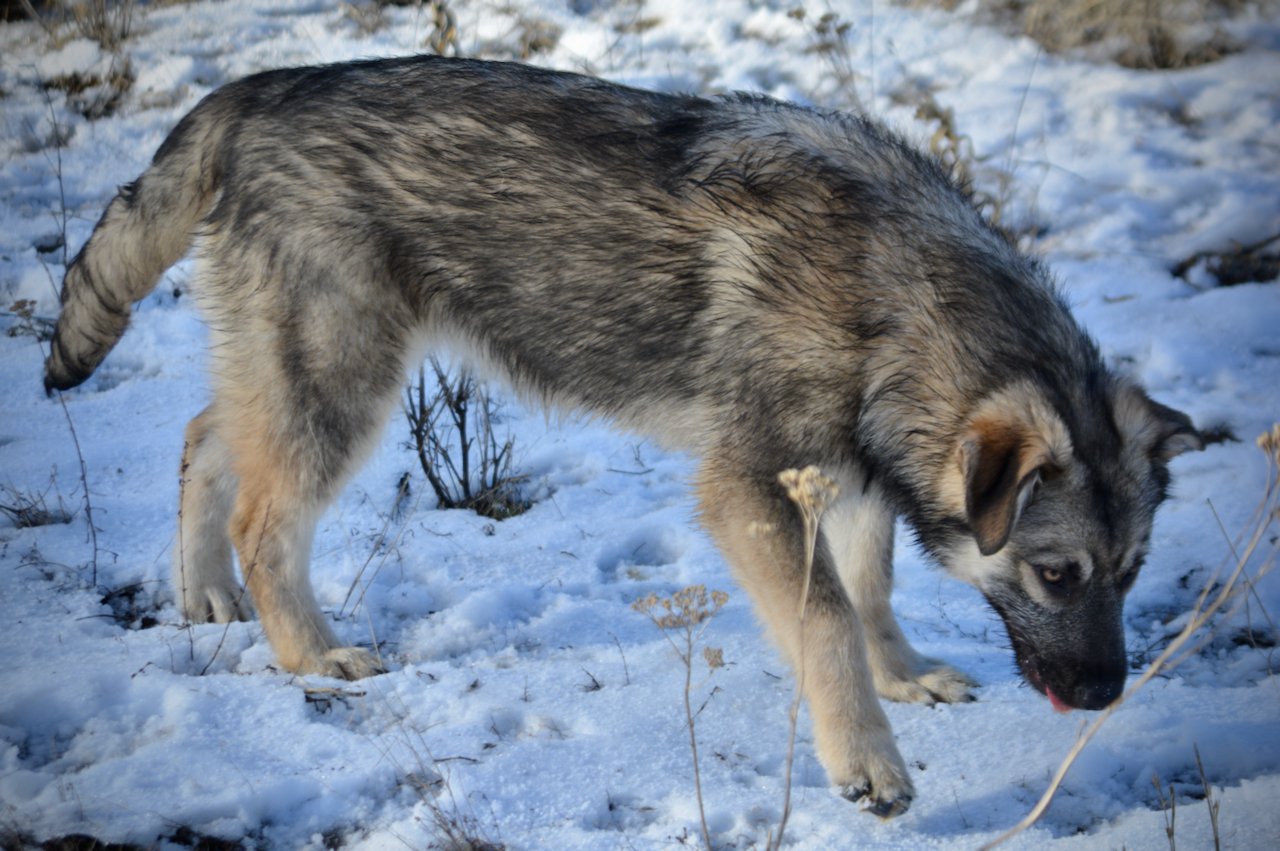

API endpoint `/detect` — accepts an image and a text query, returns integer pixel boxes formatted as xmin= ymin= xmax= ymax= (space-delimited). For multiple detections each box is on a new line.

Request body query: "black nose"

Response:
xmin=1071 ymin=679 xmax=1122 ymax=710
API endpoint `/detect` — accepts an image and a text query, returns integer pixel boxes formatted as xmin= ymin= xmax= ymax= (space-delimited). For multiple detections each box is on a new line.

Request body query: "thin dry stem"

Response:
xmin=632 ymin=585 xmax=729 ymax=849
xmin=33 ymin=86 xmax=99 ymax=587
xmin=1194 ymin=744 xmax=1222 ymax=851
xmin=771 ymin=466 xmax=838 ymax=850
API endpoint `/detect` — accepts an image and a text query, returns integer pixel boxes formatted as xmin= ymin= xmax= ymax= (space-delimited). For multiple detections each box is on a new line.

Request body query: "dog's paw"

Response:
xmin=916 ymin=664 xmax=978 ymax=703
xmin=875 ymin=660 xmax=977 ymax=705
xmin=826 ymin=727 xmax=915 ymax=819
xmin=840 ymin=783 xmax=913 ymax=819
xmin=182 ymin=582 xmax=253 ymax=624
xmin=309 ymin=646 xmax=387 ymax=680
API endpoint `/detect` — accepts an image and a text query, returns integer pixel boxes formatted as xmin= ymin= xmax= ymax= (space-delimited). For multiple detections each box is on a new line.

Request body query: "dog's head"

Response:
xmin=938 ymin=378 xmax=1201 ymax=711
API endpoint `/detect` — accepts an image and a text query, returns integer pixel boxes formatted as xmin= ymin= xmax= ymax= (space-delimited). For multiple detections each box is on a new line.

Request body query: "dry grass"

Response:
xmin=18 ymin=1 xmax=137 ymax=120
xmin=917 ymin=0 xmax=1257 ymax=69
xmin=18 ymin=0 xmax=135 ymax=51
xmin=1021 ymin=0 xmax=1242 ymax=69
xmin=0 ymin=478 xmax=72 ymax=529
xmin=1173 ymin=231 xmax=1280 ymax=288
xmin=790 ymin=7 xmax=866 ymax=111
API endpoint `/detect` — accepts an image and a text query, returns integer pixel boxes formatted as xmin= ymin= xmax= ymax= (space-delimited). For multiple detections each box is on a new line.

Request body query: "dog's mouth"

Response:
xmin=1015 ymin=645 xmax=1122 ymax=712
xmin=1043 ymin=684 xmax=1073 ymax=714
xmin=1016 ymin=653 xmax=1064 ymax=710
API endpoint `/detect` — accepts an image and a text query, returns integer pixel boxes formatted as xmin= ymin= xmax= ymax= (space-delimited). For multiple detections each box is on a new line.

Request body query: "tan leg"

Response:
xmin=212 ymin=389 xmax=381 ymax=680
xmin=823 ymin=475 xmax=976 ymax=705
xmin=697 ymin=456 xmax=913 ymax=817
xmin=227 ymin=462 xmax=381 ymax=679
xmin=174 ymin=406 xmax=251 ymax=624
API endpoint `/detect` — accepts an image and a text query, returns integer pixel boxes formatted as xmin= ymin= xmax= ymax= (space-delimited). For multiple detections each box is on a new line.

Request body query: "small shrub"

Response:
xmin=338 ymin=1 xmax=390 ymax=36
xmin=476 ymin=14 xmax=562 ymax=60
xmin=424 ymin=0 xmax=460 ymax=56
xmin=68 ymin=0 xmax=134 ymax=52
xmin=44 ymin=53 xmax=135 ymax=120
xmin=403 ymin=359 xmax=529 ymax=521
xmin=18 ymin=0 xmax=135 ymax=51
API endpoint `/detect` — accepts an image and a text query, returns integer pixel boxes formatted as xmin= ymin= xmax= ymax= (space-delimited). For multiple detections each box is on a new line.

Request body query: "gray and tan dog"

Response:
xmin=44 ymin=56 xmax=1201 ymax=816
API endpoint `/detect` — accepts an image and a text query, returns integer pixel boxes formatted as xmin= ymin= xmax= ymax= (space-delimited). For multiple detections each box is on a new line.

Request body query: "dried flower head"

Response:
xmin=632 ymin=585 xmax=730 ymax=631
xmin=778 ymin=465 xmax=839 ymax=516
xmin=1258 ymin=423 xmax=1280 ymax=466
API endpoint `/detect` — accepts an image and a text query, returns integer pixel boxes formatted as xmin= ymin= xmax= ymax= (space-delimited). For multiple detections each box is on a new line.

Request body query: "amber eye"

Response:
xmin=1039 ymin=566 xmax=1064 ymax=586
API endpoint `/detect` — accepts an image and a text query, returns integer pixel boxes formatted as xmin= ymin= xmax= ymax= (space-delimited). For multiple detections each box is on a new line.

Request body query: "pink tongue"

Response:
xmin=1046 ymin=687 xmax=1072 ymax=714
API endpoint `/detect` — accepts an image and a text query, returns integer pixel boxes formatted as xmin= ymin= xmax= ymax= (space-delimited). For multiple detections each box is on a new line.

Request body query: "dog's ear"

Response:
xmin=1146 ymin=399 xmax=1203 ymax=460
xmin=1113 ymin=382 xmax=1203 ymax=461
xmin=955 ymin=384 xmax=1071 ymax=556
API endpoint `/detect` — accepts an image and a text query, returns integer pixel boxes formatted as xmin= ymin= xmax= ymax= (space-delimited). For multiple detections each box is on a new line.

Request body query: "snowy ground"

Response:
xmin=2 ymin=1 xmax=1279 ymax=849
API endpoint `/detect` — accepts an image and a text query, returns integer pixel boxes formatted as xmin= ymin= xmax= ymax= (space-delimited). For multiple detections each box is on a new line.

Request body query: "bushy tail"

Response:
xmin=44 ymin=102 xmax=226 ymax=393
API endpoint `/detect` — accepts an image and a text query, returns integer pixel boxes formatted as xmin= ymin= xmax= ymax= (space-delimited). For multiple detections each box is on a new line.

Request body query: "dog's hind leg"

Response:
xmin=174 ymin=405 xmax=252 ymax=624
xmin=217 ymin=371 xmax=396 ymax=680
xmin=823 ymin=475 xmax=976 ymax=704
xmin=227 ymin=454 xmax=382 ymax=679
xmin=697 ymin=455 xmax=914 ymax=817
xmin=207 ymin=276 xmax=411 ymax=679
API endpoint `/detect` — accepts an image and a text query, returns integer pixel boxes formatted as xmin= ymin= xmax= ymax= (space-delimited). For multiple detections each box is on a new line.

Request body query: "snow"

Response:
xmin=1 ymin=1 xmax=1278 ymax=849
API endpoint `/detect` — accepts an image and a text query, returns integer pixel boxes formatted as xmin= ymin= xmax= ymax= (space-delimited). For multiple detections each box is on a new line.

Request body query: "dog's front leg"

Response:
xmin=823 ymin=477 xmax=977 ymax=705
xmin=697 ymin=457 xmax=914 ymax=817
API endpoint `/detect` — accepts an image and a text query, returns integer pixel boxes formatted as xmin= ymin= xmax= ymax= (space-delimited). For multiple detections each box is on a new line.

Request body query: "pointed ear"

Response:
xmin=1145 ymin=399 xmax=1203 ymax=460
xmin=1113 ymin=382 xmax=1203 ymax=461
xmin=955 ymin=385 xmax=1071 ymax=556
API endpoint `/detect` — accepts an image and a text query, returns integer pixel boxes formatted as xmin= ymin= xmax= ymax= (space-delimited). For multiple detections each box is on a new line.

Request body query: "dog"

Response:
xmin=43 ymin=56 xmax=1201 ymax=817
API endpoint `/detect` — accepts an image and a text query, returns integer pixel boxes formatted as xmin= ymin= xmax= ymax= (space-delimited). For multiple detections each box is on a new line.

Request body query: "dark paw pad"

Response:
xmin=839 ymin=784 xmax=869 ymax=803
xmin=838 ymin=785 xmax=911 ymax=818
xmin=866 ymin=794 xmax=912 ymax=819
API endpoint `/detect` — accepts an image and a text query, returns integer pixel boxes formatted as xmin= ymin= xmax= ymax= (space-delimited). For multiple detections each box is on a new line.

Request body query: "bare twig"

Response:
xmin=1194 ymin=744 xmax=1222 ymax=851
xmin=1152 ymin=770 xmax=1177 ymax=851
xmin=32 ymin=86 xmax=100 ymax=586
xmin=610 ymin=632 xmax=632 ymax=686
xmin=404 ymin=358 xmax=527 ymax=520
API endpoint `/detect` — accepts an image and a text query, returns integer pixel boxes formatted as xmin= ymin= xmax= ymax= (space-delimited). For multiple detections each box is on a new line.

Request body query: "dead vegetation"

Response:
xmin=914 ymin=0 xmax=1259 ymax=69
xmin=42 ymin=53 xmax=134 ymax=120
xmin=1173 ymin=232 xmax=1280 ymax=288
xmin=16 ymin=0 xmax=135 ymax=51
xmin=18 ymin=0 xmax=137 ymax=119
xmin=4 ymin=299 xmax=57 ymax=342
xmin=403 ymin=359 xmax=529 ymax=521
xmin=789 ymin=7 xmax=865 ymax=111
xmin=632 ymin=585 xmax=730 ymax=850
xmin=0 ymin=479 xmax=72 ymax=529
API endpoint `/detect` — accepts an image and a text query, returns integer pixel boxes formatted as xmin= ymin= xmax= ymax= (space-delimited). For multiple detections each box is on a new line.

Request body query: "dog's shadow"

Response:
xmin=908 ymin=785 xmax=1089 ymax=841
